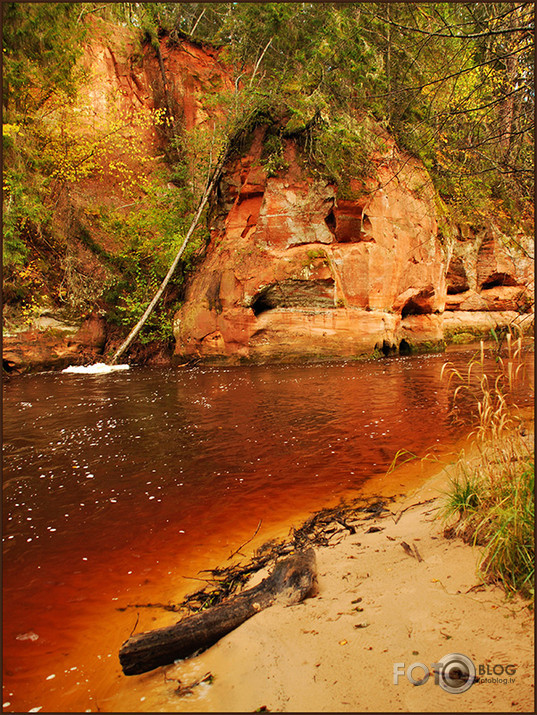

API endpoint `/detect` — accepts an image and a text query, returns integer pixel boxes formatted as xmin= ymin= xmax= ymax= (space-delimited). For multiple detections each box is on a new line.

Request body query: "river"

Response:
xmin=2 ymin=346 xmax=533 ymax=712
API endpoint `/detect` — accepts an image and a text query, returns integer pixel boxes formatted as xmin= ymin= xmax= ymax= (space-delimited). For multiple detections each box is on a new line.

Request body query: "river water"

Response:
xmin=2 ymin=347 xmax=533 ymax=712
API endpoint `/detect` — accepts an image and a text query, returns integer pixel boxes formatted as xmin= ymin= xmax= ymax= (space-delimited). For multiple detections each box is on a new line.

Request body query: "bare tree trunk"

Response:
xmin=189 ymin=8 xmax=205 ymax=36
xmin=498 ymin=11 xmax=519 ymax=165
xmin=248 ymin=37 xmax=273 ymax=88
xmin=108 ymin=33 xmax=265 ymax=366
xmin=119 ymin=549 xmax=318 ymax=675
xmin=108 ymin=153 xmax=227 ymax=365
xmin=499 ymin=53 xmax=517 ymax=162
xmin=385 ymin=3 xmax=391 ymax=123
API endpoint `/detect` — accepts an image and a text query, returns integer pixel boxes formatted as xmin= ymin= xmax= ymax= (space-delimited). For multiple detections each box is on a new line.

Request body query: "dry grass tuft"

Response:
xmin=441 ymin=332 xmax=534 ymax=600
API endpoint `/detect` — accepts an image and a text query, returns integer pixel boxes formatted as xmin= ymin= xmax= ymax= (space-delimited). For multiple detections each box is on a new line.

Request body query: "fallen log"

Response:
xmin=119 ymin=548 xmax=318 ymax=676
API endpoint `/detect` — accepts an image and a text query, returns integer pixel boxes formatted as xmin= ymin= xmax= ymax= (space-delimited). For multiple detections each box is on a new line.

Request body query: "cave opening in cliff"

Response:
xmin=328 ymin=203 xmax=374 ymax=243
xmin=401 ymin=300 xmax=428 ymax=319
xmin=480 ymin=272 xmax=518 ymax=290
xmin=251 ymin=288 xmax=277 ymax=316
xmin=381 ymin=340 xmax=396 ymax=356
xmin=324 ymin=209 xmax=337 ymax=234
xmin=3 ymin=359 xmax=16 ymax=373
xmin=400 ymin=288 xmax=435 ymax=319
xmin=399 ymin=339 xmax=412 ymax=355
xmin=250 ymin=279 xmax=336 ymax=316
xmin=446 ymin=256 xmax=470 ymax=294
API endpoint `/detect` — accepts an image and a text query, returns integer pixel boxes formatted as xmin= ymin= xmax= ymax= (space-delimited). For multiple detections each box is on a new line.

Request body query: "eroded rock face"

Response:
xmin=443 ymin=226 xmax=534 ymax=341
xmin=3 ymin=22 xmax=234 ymax=373
xmin=443 ymin=311 xmax=531 ymax=342
xmin=3 ymin=314 xmax=108 ymax=374
xmin=173 ymin=131 xmax=447 ymax=362
xmin=446 ymin=256 xmax=470 ymax=294
xmin=476 ymin=234 xmax=519 ymax=290
xmin=173 ymin=119 xmax=533 ymax=363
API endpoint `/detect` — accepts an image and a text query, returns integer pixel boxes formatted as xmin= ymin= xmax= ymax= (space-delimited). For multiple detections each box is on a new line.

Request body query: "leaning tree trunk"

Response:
xmin=108 ymin=153 xmax=227 ymax=365
xmin=119 ymin=548 xmax=318 ymax=675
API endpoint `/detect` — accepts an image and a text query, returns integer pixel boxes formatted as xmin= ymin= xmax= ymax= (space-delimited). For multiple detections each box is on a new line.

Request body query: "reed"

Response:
xmin=440 ymin=331 xmax=534 ymax=600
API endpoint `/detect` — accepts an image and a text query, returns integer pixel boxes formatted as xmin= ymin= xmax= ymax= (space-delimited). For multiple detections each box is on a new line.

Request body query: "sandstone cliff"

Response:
xmin=443 ymin=224 xmax=533 ymax=343
xmin=3 ymin=24 xmax=534 ymax=372
xmin=172 ymin=124 xmax=533 ymax=364
xmin=174 ymin=127 xmax=448 ymax=362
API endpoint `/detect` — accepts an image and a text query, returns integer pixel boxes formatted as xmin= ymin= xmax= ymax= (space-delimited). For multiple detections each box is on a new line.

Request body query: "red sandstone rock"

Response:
xmin=173 ymin=133 xmax=532 ymax=363
xmin=476 ymin=234 xmax=519 ymax=290
xmin=3 ymin=329 xmax=81 ymax=373
xmin=445 ymin=286 xmax=533 ymax=313
xmin=3 ymin=316 xmax=108 ymax=373
xmin=74 ymin=314 xmax=108 ymax=350
xmin=445 ymin=290 xmax=489 ymax=312
xmin=443 ymin=311 xmax=533 ymax=340
xmin=479 ymin=286 xmax=534 ymax=312
xmin=173 ymin=133 xmax=450 ymax=362
xmin=446 ymin=256 xmax=470 ymax=294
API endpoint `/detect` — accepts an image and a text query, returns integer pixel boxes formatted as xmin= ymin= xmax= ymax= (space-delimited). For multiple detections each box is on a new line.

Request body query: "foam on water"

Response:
xmin=62 ymin=363 xmax=130 ymax=374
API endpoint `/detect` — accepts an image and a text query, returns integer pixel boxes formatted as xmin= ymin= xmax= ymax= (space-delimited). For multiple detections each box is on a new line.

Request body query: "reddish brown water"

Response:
xmin=2 ymin=348 xmax=533 ymax=712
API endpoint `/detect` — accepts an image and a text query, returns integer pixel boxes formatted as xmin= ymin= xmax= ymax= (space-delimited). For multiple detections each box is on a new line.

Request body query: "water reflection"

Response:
xmin=2 ymin=348 xmax=532 ymax=711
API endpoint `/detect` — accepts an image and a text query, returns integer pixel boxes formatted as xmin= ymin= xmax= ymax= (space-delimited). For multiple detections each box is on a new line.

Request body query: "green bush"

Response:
xmin=443 ymin=447 xmax=534 ymax=599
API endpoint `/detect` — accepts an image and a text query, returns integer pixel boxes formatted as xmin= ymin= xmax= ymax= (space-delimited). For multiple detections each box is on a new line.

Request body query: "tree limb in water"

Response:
xmin=228 ymin=519 xmax=262 ymax=560
xmin=108 ymin=95 xmax=278 ymax=366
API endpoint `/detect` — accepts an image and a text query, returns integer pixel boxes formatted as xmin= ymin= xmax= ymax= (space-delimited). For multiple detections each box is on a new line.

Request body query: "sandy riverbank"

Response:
xmin=116 ymin=436 xmax=534 ymax=714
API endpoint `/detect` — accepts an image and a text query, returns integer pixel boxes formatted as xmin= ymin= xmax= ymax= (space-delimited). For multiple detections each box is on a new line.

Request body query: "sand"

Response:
xmin=124 ymin=450 xmax=534 ymax=713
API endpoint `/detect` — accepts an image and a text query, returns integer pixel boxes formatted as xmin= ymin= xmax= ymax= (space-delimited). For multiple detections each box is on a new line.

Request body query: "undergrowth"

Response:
xmin=440 ymin=333 xmax=534 ymax=601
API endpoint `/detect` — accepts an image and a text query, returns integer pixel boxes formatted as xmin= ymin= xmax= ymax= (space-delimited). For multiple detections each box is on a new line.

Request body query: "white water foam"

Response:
xmin=62 ymin=363 xmax=130 ymax=374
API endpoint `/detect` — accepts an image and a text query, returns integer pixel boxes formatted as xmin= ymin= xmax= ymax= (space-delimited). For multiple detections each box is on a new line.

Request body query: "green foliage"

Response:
xmin=369 ymin=2 xmax=534 ymax=223
xmin=3 ymin=258 xmax=47 ymax=321
xmin=3 ymin=2 xmax=87 ymax=122
xmin=86 ymin=2 xmax=533 ymax=227
xmin=97 ymin=177 xmax=209 ymax=344
xmin=2 ymin=3 xmax=167 ymax=320
xmin=3 ymin=1 xmax=533 ymax=349
xmin=478 ymin=454 xmax=534 ymax=597
xmin=443 ymin=449 xmax=534 ymax=599
xmin=144 ymin=5 xmax=532 ymax=220
xmin=3 ymin=169 xmax=51 ymax=267
xmin=3 ymin=3 xmax=84 ymax=272
xmin=260 ymin=133 xmax=288 ymax=176
xmin=443 ymin=473 xmax=481 ymax=517
xmin=2 ymin=99 xmax=165 ymax=273
xmin=308 ymin=113 xmax=380 ymax=190
xmin=306 ymin=248 xmax=328 ymax=262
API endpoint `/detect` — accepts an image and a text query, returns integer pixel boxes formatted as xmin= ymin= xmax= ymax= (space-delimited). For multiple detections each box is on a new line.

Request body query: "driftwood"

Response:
xmin=119 ymin=548 xmax=318 ymax=676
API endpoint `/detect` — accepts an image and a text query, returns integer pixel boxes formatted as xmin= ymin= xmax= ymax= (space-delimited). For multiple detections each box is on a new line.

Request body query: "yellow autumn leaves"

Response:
xmin=22 ymin=100 xmax=167 ymax=198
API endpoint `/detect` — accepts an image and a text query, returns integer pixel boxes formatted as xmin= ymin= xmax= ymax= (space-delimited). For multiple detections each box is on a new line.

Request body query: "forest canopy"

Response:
xmin=4 ymin=2 xmax=533 ymax=214
xmin=2 ymin=2 xmax=534 ymax=333
xmin=123 ymin=1 xmax=534 ymax=216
